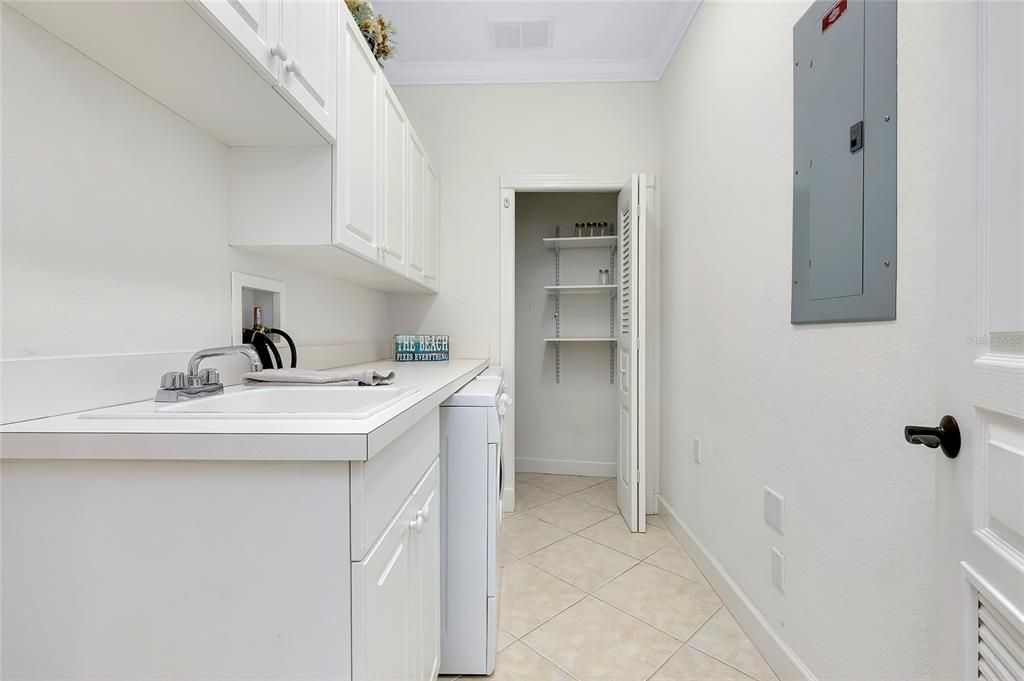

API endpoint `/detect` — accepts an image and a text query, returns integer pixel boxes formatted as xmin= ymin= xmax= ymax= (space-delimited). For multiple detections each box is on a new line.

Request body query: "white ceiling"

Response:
xmin=372 ymin=1 xmax=702 ymax=85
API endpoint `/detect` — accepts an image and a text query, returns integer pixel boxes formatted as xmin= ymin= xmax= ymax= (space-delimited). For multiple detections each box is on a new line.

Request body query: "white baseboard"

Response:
xmin=516 ymin=457 xmax=616 ymax=478
xmin=1 ymin=342 xmax=392 ymax=424
xmin=655 ymin=494 xmax=816 ymax=681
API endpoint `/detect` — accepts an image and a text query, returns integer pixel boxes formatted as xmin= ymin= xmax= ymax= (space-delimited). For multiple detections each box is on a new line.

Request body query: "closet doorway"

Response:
xmin=499 ymin=175 xmax=656 ymax=533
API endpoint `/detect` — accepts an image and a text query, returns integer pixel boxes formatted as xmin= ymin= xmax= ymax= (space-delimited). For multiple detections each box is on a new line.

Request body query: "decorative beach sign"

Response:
xmin=394 ymin=334 xmax=450 ymax=362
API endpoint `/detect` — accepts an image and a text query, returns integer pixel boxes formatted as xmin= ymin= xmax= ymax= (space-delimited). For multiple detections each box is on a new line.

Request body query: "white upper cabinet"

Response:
xmin=191 ymin=0 xmax=281 ymax=83
xmin=194 ymin=0 xmax=337 ymax=142
xmin=336 ymin=15 xmax=381 ymax=262
xmin=10 ymin=1 xmax=323 ymax=145
xmin=380 ymin=83 xmax=409 ymax=275
xmin=407 ymin=131 xmax=427 ymax=285
xmin=276 ymin=0 xmax=338 ymax=140
xmin=424 ymin=164 xmax=440 ymax=289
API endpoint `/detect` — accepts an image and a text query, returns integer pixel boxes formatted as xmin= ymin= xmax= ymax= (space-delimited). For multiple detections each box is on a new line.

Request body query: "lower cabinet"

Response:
xmin=353 ymin=457 xmax=440 ymax=681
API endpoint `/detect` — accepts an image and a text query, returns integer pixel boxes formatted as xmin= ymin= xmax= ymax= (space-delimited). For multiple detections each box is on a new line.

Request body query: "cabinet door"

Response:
xmin=380 ymin=83 xmax=408 ymax=274
xmin=335 ymin=17 xmax=380 ymax=263
xmin=277 ymin=0 xmax=338 ymax=140
xmin=412 ymin=460 xmax=441 ymax=681
xmin=407 ymin=132 xmax=427 ymax=283
xmin=424 ymin=163 xmax=440 ymax=290
xmin=191 ymin=0 xmax=281 ymax=83
xmin=353 ymin=496 xmax=415 ymax=681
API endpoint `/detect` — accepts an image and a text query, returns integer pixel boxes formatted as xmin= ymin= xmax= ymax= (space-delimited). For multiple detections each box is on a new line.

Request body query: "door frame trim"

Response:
xmin=497 ymin=174 xmax=658 ymax=515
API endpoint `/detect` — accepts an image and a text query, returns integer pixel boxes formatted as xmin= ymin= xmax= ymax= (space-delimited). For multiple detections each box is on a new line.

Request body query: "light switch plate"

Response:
xmin=764 ymin=487 xmax=784 ymax=534
xmin=692 ymin=437 xmax=702 ymax=464
xmin=771 ymin=547 xmax=785 ymax=592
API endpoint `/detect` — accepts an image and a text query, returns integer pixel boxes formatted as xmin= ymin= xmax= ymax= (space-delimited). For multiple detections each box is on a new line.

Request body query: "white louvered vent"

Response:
xmin=489 ymin=20 xmax=552 ymax=49
xmin=978 ymin=596 xmax=1024 ymax=680
xmin=620 ymin=204 xmax=632 ymax=335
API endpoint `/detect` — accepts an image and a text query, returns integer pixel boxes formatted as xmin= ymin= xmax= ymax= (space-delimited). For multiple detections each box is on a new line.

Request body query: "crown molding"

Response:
xmin=652 ymin=0 xmax=702 ymax=78
xmin=383 ymin=0 xmax=702 ymax=86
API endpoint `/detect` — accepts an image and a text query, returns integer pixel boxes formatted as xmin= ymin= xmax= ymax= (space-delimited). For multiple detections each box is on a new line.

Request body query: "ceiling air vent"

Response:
xmin=489 ymin=19 xmax=552 ymax=49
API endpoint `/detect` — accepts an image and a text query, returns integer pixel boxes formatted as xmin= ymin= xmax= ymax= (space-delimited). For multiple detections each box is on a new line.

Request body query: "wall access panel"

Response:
xmin=791 ymin=0 xmax=896 ymax=323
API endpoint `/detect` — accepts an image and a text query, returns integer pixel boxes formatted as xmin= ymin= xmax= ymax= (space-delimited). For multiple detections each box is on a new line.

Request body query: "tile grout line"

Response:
xmin=638 ymin=555 xmax=719 ymax=593
xmin=680 ymin=602 xmax=766 ymax=680
xmin=515 ymin=474 xmax=612 ymax=496
xmin=518 ymin=636 xmax=583 ymax=681
xmin=641 ymin=639 xmax=687 ymax=681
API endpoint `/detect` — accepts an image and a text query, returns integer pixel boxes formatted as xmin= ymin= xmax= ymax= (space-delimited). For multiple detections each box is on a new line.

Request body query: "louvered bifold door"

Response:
xmin=978 ymin=596 xmax=1024 ymax=681
xmin=619 ymin=203 xmax=631 ymax=335
xmin=616 ymin=174 xmax=645 ymax=533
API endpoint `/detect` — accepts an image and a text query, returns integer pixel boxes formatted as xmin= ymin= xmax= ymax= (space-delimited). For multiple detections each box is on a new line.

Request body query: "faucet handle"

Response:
xmin=160 ymin=371 xmax=185 ymax=390
xmin=199 ymin=368 xmax=221 ymax=386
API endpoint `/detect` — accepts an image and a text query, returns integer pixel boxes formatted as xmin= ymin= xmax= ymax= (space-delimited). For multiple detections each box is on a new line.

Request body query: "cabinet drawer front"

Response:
xmin=351 ymin=409 xmax=440 ymax=560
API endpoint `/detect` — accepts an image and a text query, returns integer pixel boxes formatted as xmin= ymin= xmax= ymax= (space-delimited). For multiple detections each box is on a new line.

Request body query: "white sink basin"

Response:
xmin=83 ymin=385 xmax=419 ymax=420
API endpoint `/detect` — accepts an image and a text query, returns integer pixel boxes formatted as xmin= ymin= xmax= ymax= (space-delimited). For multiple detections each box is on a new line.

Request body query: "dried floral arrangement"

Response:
xmin=345 ymin=0 xmax=395 ymax=63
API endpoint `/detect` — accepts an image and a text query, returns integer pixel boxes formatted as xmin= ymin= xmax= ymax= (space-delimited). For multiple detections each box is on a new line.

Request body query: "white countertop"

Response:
xmin=0 ymin=359 xmax=489 ymax=462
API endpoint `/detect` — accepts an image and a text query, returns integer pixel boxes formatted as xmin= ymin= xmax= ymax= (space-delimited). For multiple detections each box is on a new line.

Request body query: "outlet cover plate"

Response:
xmin=771 ymin=547 xmax=785 ymax=592
xmin=764 ymin=487 xmax=785 ymax=534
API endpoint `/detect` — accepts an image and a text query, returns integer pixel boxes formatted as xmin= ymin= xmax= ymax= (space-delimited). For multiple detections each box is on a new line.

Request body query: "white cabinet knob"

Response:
xmin=285 ymin=59 xmax=303 ymax=77
xmin=419 ymin=503 xmax=430 ymax=522
xmin=270 ymin=43 xmax=289 ymax=61
xmin=409 ymin=515 xmax=424 ymax=532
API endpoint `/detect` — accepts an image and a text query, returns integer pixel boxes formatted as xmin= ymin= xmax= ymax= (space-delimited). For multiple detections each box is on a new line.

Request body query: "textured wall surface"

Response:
xmin=656 ymin=1 xmax=940 ymax=677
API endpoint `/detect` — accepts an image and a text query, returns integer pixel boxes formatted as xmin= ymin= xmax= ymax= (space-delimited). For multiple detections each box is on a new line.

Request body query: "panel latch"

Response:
xmin=849 ymin=120 xmax=864 ymax=153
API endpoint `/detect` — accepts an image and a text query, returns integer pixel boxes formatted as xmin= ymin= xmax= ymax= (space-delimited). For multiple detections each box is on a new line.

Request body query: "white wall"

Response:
xmin=1 ymin=9 xmax=389 ymax=409
xmin=389 ymin=83 xmax=661 ymax=363
xmin=514 ymin=193 xmax=619 ymax=477
xmin=657 ymin=1 xmax=939 ymax=678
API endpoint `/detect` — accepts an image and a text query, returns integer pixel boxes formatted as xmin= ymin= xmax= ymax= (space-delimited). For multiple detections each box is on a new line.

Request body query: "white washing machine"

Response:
xmin=439 ymin=367 xmax=510 ymax=675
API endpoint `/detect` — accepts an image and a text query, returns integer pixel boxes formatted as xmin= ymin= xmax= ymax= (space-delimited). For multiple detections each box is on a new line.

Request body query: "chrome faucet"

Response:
xmin=155 ymin=345 xmax=263 ymax=402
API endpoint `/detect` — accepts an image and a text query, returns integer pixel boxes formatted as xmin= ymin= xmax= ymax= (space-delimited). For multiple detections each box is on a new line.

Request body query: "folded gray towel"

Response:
xmin=242 ymin=368 xmax=396 ymax=386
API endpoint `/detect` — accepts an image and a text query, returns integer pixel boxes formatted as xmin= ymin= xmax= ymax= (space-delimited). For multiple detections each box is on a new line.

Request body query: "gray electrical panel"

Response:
xmin=792 ymin=0 xmax=896 ymax=324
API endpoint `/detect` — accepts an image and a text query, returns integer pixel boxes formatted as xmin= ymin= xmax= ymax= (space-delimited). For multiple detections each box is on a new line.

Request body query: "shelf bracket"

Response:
xmin=554 ymin=225 xmax=561 ymax=384
xmin=609 ymin=249 xmax=616 ymax=384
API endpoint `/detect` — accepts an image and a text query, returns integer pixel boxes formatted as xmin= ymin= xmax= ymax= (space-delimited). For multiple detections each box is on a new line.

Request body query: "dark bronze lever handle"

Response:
xmin=904 ymin=415 xmax=961 ymax=459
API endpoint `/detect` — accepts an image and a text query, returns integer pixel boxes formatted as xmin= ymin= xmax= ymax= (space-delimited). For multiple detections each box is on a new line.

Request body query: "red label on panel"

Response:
xmin=821 ymin=0 xmax=848 ymax=32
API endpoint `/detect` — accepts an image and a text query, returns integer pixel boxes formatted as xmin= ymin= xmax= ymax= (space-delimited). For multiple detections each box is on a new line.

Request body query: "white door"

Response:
xmin=407 ymin=133 xmax=427 ymax=284
xmin=617 ymin=174 xmax=647 ymax=533
xmin=335 ymin=17 xmax=380 ymax=263
xmin=932 ymin=3 xmax=1024 ymax=677
xmin=277 ymin=0 xmax=337 ymax=140
xmin=380 ymin=83 xmax=408 ymax=274
xmin=191 ymin=0 xmax=281 ymax=84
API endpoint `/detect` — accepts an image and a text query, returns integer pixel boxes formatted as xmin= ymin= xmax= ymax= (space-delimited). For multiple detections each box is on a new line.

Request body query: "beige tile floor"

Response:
xmin=446 ymin=473 xmax=779 ymax=681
